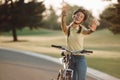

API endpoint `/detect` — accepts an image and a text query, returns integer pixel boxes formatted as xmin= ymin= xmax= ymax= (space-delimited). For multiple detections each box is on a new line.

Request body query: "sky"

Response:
xmin=43 ymin=0 xmax=117 ymax=19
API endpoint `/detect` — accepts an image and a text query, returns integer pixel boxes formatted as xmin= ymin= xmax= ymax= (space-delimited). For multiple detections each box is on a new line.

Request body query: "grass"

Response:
xmin=0 ymin=28 xmax=120 ymax=78
xmin=2 ymin=28 xmax=61 ymax=36
xmin=87 ymin=57 xmax=120 ymax=78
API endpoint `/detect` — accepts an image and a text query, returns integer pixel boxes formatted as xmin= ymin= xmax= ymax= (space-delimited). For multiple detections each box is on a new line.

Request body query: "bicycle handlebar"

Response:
xmin=51 ymin=45 xmax=93 ymax=54
xmin=51 ymin=45 xmax=66 ymax=50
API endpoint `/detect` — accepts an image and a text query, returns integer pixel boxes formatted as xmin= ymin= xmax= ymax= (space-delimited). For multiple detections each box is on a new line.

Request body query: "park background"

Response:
xmin=0 ymin=0 xmax=120 ymax=79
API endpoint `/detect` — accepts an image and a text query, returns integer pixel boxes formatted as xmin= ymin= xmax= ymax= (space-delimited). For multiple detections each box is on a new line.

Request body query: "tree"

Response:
xmin=42 ymin=6 xmax=60 ymax=30
xmin=100 ymin=0 xmax=120 ymax=34
xmin=0 ymin=0 xmax=46 ymax=41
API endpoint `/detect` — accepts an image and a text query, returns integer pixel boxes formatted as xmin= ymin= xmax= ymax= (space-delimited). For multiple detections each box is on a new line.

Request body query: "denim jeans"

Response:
xmin=68 ymin=55 xmax=87 ymax=80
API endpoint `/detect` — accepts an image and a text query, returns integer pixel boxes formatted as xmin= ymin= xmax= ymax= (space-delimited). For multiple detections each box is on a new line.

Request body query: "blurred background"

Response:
xmin=0 ymin=0 xmax=120 ymax=79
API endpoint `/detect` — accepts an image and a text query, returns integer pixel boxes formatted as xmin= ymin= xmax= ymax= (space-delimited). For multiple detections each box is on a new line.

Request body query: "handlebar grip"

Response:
xmin=51 ymin=45 xmax=66 ymax=50
xmin=51 ymin=45 xmax=62 ymax=49
xmin=87 ymin=51 xmax=93 ymax=53
xmin=81 ymin=49 xmax=93 ymax=54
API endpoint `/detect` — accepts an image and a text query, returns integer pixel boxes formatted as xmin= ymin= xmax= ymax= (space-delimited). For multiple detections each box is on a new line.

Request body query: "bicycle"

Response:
xmin=51 ymin=44 xmax=93 ymax=80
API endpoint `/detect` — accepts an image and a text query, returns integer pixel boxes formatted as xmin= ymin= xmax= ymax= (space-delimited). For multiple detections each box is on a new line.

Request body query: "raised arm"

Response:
xmin=82 ymin=19 xmax=100 ymax=35
xmin=61 ymin=6 xmax=68 ymax=35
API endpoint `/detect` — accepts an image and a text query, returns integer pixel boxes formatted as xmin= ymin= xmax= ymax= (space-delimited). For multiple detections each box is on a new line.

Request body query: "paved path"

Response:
xmin=0 ymin=48 xmax=96 ymax=80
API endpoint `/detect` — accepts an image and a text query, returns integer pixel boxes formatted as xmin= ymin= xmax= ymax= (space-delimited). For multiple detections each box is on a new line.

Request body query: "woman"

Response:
xmin=61 ymin=7 xmax=99 ymax=80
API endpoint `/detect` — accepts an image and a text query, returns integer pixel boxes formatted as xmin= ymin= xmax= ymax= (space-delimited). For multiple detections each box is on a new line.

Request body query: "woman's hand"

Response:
xmin=89 ymin=19 xmax=100 ymax=31
xmin=62 ymin=5 xmax=69 ymax=16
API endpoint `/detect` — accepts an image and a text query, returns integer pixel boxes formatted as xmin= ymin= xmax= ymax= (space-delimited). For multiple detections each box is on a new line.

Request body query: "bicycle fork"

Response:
xmin=57 ymin=60 xmax=74 ymax=80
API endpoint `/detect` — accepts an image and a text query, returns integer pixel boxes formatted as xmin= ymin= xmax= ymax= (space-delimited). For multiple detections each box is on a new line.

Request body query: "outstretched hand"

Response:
xmin=89 ymin=19 xmax=100 ymax=31
xmin=62 ymin=5 xmax=69 ymax=16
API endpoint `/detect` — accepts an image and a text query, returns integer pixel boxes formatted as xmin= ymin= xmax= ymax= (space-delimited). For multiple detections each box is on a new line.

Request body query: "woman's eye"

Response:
xmin=77 ymin=14 xmax=80 ymax=16
xmin=80 ymin=16 xmax=83 ymax=18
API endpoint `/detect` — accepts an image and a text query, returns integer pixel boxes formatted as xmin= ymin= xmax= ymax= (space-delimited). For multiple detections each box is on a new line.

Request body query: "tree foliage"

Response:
xmin=100 ymin=0 xmax=120 ymax=34
xmin=0 ymin=0 xmax=46 ymax=41
xmin=42 ymin=6 xmax=60 ymax=30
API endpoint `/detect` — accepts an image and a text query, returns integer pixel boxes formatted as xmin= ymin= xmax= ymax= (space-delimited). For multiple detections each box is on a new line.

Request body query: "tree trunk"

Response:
xmin=12 ymin=27 xmax=18 ymax=41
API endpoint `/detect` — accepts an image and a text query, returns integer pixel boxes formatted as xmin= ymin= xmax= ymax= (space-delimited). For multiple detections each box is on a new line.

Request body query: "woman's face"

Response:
xmin=73 ymin=12 xmax=85 ymax=24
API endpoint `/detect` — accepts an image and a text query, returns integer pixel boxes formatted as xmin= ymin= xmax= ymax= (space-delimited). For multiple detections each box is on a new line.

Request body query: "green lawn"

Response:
xmin=2 ymin=28 xmax=61 ymax=36
xmin=87 ymin=57 xmax=120 ymax=78
xmin=0 ymin=28 xmax=120 ymax=78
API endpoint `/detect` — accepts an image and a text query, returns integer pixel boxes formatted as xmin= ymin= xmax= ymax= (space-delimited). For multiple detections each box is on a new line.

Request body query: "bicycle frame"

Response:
xmin=51 ymin=45 xmax=93 ymax=80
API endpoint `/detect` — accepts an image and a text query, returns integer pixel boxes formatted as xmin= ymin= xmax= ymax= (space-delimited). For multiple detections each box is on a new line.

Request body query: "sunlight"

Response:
xmin=43 ymin=0 xmax=117 ymax=19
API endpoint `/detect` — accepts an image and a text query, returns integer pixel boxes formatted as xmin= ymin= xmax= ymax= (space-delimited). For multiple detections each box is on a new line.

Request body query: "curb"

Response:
xmin=87 ymin=67 xmax=120 ymax=80
xmin=0 ymin=47 xmax=120 ymax=80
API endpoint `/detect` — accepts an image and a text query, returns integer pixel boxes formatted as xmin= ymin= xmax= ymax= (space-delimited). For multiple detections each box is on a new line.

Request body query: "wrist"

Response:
xmin=90 ymin=29 xmax=94 ymax=32
xmin=89 ymin=25 xmax=96 ymax=31
xmin=90 ymin=28 xmax=95 ymax=31
xmin=62 ymin=13 xmax=67 ymax=16
xmin=62 ymin=11 xmax=67 ymax=16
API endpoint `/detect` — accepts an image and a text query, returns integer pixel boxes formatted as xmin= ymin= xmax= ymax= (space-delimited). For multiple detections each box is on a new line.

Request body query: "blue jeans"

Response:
xmin=68 ymin=55 xmax=87 ymax=80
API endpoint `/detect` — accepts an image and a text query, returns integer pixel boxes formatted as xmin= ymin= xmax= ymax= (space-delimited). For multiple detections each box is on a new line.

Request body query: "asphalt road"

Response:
xmin=0 ymin=48 xmax=97 ymax=80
